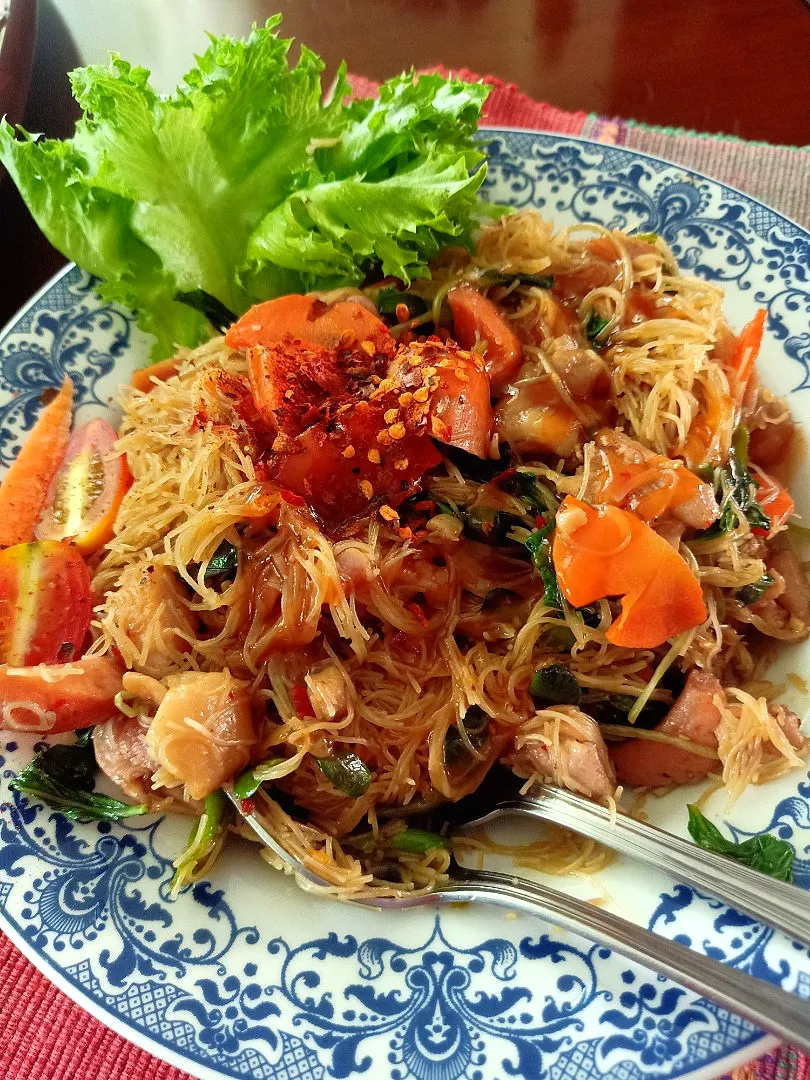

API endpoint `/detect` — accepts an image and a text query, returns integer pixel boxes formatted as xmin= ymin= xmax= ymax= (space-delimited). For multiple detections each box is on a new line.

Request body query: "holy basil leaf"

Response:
xmin=585 ymin=312 xmax=611 ymax=343
xmin=735 ymin=574 xmax=774 ymax=606
xmin=687 ymin=804 xmax=794 ymax=882
xmin=374 ymin=288 xmax=428 ymax=320
xmin=316 ymin=752 xmax=372 ymax=797
xmin=530 ymin=664 xmax=581 ymax=706
xmin=10 ymin=749 xmax=148 ymax=823
xmin=523 ymin=523 xmax=563 ymax=609
xmin=204 ymin=540 xmax=239 ymax=582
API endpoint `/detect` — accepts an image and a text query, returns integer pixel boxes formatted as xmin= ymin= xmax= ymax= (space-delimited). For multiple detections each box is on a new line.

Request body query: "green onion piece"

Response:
xmin=233 ymin=757 xmax=284 ymax=800
xmin=735 ymin=574 xmax=775 ymax=606
xmin=171 ymin=789 xmax=227 ymax=894
xmin=316 ymin=752 xmax=372 ymax=797
xmin=687 ymin=804 xmax=794 ymax=882
xmin=390 ymin=828 xmax=450 ymax=854
xmin=627 ymin=628 xmax=691 ymax=724
xmin=530 ymin=664 xmax=581 ymax=706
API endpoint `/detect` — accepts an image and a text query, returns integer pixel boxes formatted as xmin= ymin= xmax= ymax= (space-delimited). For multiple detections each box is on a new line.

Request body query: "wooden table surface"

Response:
xmin=2 ymin=0 xmax=809 ymax=326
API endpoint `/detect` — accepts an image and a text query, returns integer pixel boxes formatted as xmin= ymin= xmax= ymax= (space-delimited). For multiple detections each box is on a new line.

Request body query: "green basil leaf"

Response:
xmin=374 ymin=288 xmax=428 ymax=319
xmin=204 ymin=540 xmax=239 ymax=583
xmin=10 ymin=756 xmax=148 ymax=822
xmin=317 ymin=752 xmax=372 ymax=797
xmin=480 ymin=270 xmax=554 ymax=290
xmin=687 ymin=804 xmax=794 ymax=882
xmin=735 ymin=574 xmax=775 ymax=606
xmin=585 ymin=312 xmax=610 ymax=343
xmin=530 ymin=664 xmax=581 ymax=706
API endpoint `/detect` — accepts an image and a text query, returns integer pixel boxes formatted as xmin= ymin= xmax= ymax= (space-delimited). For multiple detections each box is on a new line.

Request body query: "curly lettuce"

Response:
xmin=0 ymin=18 xmax=491 ymax=357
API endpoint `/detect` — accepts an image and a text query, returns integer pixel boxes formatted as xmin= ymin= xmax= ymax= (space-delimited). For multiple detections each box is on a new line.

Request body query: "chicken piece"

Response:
xmin=610 ymin=670 xmax=723 ymax=787
xmin=508 ymin=707 xmax=616 ymax=800
xmin=582 ymin=429 xmax=718 ymax=530
xmin=146 ymin=671 xmax=256 ymax=801
xmin=544 ymin=335 xmax=611 ymax=401
xmin=105 ymin=562 xmax=199 ymax=679
xmin=768 ymin=549 xmax=810 ymax=624
xmin=494 ymin=371 xmax=582 ymax=458
xmin=305 ymin=662 xmax=351 ymax=722
xmin=94 ymin=715 xmax=157 ymax=802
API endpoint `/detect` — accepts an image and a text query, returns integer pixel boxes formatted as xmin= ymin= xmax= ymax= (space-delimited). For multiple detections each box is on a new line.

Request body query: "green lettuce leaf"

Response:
xmin=0 ymin=18 xmax=490 ymax=358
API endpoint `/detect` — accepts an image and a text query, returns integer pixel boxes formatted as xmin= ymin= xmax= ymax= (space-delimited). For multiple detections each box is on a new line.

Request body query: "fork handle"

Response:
xmin=436 ymin=866 xmax=810 ymax=1052
xmin=486 ymin=789 xmax=810 ymax=950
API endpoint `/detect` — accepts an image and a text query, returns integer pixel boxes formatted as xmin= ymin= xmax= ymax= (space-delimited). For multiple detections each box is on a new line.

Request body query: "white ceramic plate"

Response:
xmin=1 ymin=130 xmax=808 ymax=1080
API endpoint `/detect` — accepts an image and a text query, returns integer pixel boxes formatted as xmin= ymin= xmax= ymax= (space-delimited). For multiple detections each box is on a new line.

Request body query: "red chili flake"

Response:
xmin=405 ymin=601 xmax=430 ymax=627
xmin=752 ymin=527 xmax=769 ymax=537
xmin=240 ymin=798 xmax=256 ymax=816
xmin=535 ymin=515 xmax=547 ymax=529
xmin=280 ymin=488 xmax=307 ymax=507
xmin=412 ymin=499 xmax=436 ymax=512
xmin=292 ymin=684 xmax=316 ymax=717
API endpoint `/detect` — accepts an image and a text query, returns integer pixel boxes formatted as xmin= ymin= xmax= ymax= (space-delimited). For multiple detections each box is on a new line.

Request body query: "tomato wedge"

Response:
xmin=0 ymin=654 xmax=124 ymax=732
xmin=226 ymin=294 xmax=394 ymax=358
xmin=36 ymin=419 xmax=131 ymax=555
xmin=0 ymin=541 xmax=92 ymax=665
xmin=552 ymin=496 xmax=706 ymax=649
xmin=448 ymin=286 xmax=524 ymax=391
xmin=751 ymin=465 xmax=795 ymax=534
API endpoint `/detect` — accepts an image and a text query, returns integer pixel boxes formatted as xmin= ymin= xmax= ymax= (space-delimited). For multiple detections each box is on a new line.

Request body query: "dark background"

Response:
xmin=3 ymin=0 xmax=810 ymax=325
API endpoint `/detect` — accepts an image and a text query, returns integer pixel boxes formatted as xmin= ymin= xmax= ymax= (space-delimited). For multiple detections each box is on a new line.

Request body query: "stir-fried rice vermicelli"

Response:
xmin=80 ymin=211 xmax=808 ymax=897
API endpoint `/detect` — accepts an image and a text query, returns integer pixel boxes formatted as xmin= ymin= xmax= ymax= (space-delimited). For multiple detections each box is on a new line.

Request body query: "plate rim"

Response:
xmin=0 ymin=128 xmax=805 ymax=1079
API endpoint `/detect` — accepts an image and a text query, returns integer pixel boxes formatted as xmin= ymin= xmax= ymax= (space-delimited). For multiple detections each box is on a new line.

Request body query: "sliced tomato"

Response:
xmin=270 ymin=399 xmax=442 ymax=525
xmin=36 ymin=419 xmax=131 ymax=555
xmin=226 ymin=294 xmax=394 ymax=358
xmin=247 ymin=340 xmax=345 ymax=434
xmin=751 ymin=465 xmax=795 ymax=533
xmin=130 ymin=357 xmax=183 ymax=393
xmin=552 ymin=496 xmax=706 ymax=649
xmin=0 ymin=654 xmax=124 ymax=732
xmin=448 ymin=286 xmax=524 ymax=391
xmin=0 ymin=541 xmax=92 ymax=666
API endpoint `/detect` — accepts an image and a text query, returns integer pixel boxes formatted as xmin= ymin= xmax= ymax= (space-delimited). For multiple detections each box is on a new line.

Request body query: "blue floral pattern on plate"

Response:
xmin=0 ymin=130 xmax=808 ymax=1080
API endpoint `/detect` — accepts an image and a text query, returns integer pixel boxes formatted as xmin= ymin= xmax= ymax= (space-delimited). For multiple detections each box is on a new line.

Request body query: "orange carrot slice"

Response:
xmin=131 ymin=357 xmax=183 ymax=393
xmin=552 ymin=496 xmax=707 ymax=649
xmin=0 ymin=378 xmax=74 ymax=548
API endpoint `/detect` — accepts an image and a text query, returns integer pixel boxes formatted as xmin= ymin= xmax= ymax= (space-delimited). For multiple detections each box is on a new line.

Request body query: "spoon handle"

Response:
xmin=464 ymin=786 xmax=810 ymax=949
xmin=425 ymin=865 xmax=810 ymax=1052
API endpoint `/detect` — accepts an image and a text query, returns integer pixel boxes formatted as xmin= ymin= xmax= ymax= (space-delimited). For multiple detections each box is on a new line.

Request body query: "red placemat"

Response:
xmin=2 ymin=69 xmax=808 ymax=1080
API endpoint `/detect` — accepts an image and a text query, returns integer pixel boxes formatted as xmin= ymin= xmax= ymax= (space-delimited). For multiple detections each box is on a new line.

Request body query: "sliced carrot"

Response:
xmin=225 ymin=294 xmax=393 ymax=358
xmin=447 ymin=286 xmax=524 ymax=391
xmin=731 ymin=308 xmax=767 ymax=385
xmin=552 ymin=496 xmax=707 ymax=649
xmin=131 ymin=357 xmax=183 ymax=393
xmin=0 ymin=378 xmax=74 ymax=548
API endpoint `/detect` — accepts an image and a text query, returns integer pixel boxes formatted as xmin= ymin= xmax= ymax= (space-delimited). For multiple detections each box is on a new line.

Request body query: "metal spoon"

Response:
xmin=225 ymin=788 xmax=810 ymax=1052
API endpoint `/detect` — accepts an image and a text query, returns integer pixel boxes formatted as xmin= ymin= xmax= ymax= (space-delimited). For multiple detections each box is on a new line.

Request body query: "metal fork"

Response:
xmin=225 ymin=789 xmax=810 ymax=1051
xmin=458 ymin=783 xmax=810 ymax=950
